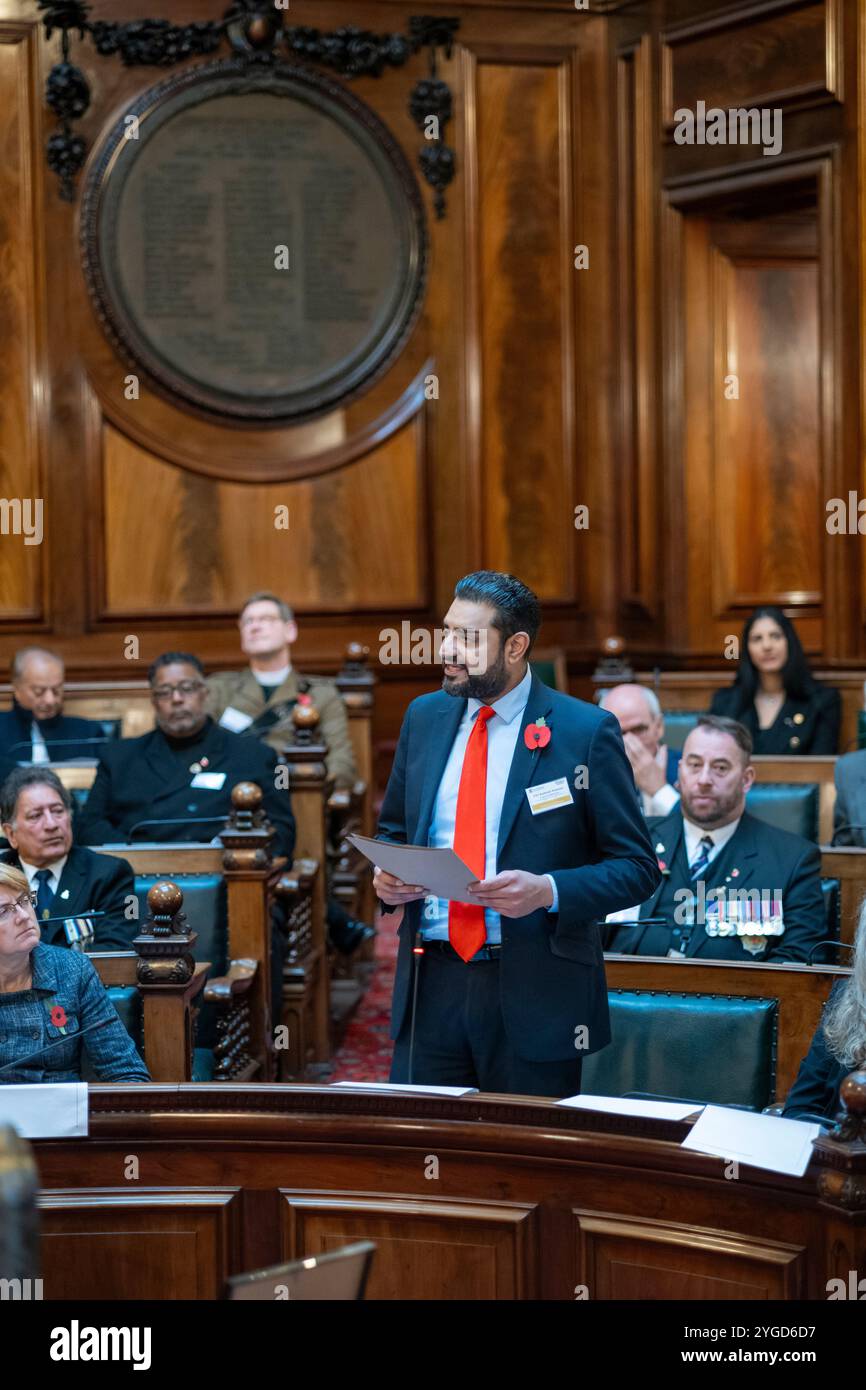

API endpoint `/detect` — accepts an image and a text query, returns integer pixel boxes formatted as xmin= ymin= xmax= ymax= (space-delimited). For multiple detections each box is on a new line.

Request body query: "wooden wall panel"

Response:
xmin=0 ymin=20 xmax=43 ymax=621
xmin=280 ymin=1192 xmax=537 ymax=1300
xmin=662 ymin=1 xmax=838 ymax=128
xmin=475 ymin=54 xmax=576 ymax=601
xmin=100 ymin=411 xmax=426 ymax=616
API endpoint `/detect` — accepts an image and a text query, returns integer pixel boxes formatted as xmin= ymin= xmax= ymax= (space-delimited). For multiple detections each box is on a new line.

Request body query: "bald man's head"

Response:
xmin=12 ymin=648 xmax=65 ymax=721
xmin=599 ymin=684 xmax=664 ymax=757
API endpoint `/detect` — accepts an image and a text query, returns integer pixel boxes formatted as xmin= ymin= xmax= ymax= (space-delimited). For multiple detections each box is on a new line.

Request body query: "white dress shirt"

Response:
xmin=423 ymin=668 xmax=556 ymax=943
xmin=19 ymin=854 xmax=68 ymax=895
xmin=30 ymin=721 xmax=50 ymax=764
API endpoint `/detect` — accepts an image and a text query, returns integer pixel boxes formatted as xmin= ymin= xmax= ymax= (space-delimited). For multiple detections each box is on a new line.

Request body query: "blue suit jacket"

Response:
xmin=376 ymin=673 xmax=661 ymax=1062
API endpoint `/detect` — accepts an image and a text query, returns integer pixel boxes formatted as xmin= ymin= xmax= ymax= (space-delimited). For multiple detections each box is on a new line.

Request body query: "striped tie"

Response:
xmin=689 ymin=835 xmax=714 ymax=881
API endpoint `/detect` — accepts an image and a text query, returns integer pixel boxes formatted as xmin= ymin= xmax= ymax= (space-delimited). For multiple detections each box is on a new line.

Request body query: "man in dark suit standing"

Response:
xmin=0 ymin=766 xmax=136 ymax=950
xmin=374 ymin=571 xmax=661 ymax=1097
xmin=76 ymin=652 xmax=295 ymax=860
xmin=0 ymin=647 xmax=108 ymax=769
xmin=605 ymin=715 xmax=825 ymax=964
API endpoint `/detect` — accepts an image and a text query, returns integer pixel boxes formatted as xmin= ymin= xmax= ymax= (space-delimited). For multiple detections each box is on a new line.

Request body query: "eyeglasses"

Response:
xmin=151 ymin=681 xmax=205 ymax=700
xmin=0 ymin=892 xmax=36 ymax=924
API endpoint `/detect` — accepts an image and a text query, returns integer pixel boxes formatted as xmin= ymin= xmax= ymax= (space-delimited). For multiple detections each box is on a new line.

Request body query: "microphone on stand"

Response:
xmin=4 ymin=737 xmax=111 ymax=758
xmin=126 ymin=815 xmax=229 ymax=841
xmin=0 ymin=1017 xmax=113 ymax=1075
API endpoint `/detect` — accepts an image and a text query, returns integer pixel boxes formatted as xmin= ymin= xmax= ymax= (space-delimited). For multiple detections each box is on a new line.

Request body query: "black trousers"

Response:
xmin=389 ymin=946 xmax=584 ymax=1099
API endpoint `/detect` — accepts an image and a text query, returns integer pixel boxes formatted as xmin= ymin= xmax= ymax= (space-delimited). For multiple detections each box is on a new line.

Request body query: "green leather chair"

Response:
xmin=745 ymin=783 xmax=819 ymax=842
xmin=661 ymin=710 xmax=705 ymax=751
xmin=581 ymin=990 xmax=778 ymax=1109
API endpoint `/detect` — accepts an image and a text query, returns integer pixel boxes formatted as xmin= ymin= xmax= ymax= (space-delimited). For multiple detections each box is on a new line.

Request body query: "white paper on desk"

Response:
xmin=681 ymin=1104 xmax=820 ymax=1177
xmin=0 ymin=1083 xmax=88 ymax=1138
xmin=347 ymin=833 xmax=479 ymax=904
xmin=556 ymin=1094 xmax=704 ymax=1121
xmin=331 ymin=1082 xmax=478 ymax=1096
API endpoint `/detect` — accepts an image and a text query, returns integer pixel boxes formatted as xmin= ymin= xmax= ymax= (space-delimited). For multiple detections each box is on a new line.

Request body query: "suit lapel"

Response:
xmin=496 ymin=675 xmax=553 ymax=859
xmin=144 ymin=722 xmax=230 ymax=806
xmin=54 ymin=850 xmax=87 ymax=914
xmin=412 ymin=696 xmax=467 ymax=844
xmin=640 ymin=813 xmax=685 ymax=918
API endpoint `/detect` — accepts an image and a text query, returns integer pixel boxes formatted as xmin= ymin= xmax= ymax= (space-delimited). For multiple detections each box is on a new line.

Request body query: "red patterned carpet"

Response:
xmin=328 ymin=914 xmax=398 ymax=1082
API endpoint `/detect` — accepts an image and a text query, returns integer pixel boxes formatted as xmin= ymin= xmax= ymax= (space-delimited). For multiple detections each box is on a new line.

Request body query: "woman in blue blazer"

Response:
xmin=0 ymin=862 xmax=149 ymax=1083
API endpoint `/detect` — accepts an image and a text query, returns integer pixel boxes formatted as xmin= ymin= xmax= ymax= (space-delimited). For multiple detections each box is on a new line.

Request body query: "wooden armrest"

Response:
xmin=204 ymin=958 xmax=257 ymax=1005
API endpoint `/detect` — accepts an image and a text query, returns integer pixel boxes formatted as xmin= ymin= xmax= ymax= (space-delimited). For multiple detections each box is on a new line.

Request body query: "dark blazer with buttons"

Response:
xmin=606 ymin=807 xmax=825 ymax=964
xmin=783 ymin=980 xmax=852 ymax=1120
xmin=0 ymin=844 xmax=137 ymax=951
xmin=75 ymin=718 xmax=295 ymax=860
xmin=376 ymin=673 xmax=662 ymax=1062
xmin=0 ymin=942 xmax=149 ymax=1083
xmin=709 ymin=684 xmax=841 ymax=755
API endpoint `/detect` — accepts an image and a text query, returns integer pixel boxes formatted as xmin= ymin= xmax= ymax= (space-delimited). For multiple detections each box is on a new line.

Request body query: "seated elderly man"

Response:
xmin=598 ymin=684 xmax=680 ymax=817
xmin=76 ymin=652 xmax=295 ymax=860
xmin=605 ymin=715 xmax=826 ymax=964
xmin=0 ymin=767 xmax=136 ymax=951
xmin=0 ymin=647 xmax=108 ymax=772
xmin=0 ymin=862 xmax=149 ymax=1082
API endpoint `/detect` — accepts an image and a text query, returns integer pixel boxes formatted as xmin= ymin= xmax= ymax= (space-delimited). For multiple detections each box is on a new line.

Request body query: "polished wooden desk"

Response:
xmin=32 ymin=1083 xmax=866 ymax=1301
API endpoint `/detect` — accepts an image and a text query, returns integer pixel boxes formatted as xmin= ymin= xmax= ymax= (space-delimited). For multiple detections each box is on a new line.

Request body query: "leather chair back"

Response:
xmin=745 ymin=783 xmax=819 ymax=842
xmin=581 ymin=990 xmax=778 ymax=1109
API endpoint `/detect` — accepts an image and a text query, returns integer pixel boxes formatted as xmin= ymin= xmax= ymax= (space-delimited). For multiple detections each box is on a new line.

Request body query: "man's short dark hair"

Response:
xmin=693 ymin=714 xmax=753 ymax=761
xmin=240 ymin=591 xmax=294 ymax=623
xmin=148 ymin=652 xmax=206 ymax=686
xmin=0 ymin=766 xmax=73 ymax=826
xmin=453 ymin=571 xmax=541 ymax=655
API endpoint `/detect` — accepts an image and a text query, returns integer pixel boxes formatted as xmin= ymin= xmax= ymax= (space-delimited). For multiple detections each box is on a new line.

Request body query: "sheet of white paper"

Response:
xmin=330 ymin=1082 xmax=478 ymax=1096
xmin=347 ymin=833 xmax=480 ymax=904
xmin=0 ymin=1083 xmax=88 ymax=1138
xmin=681 ymin=1104 xmax=821 ymax=1177
xmin=219 ymin=705 xmax=254 ymax=733
xmin=556 ymin=1094 xmax=703 ymax=1121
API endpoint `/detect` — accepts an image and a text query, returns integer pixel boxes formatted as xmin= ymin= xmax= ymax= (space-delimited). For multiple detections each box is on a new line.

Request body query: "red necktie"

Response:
xmin=449 ymin=705 xmax=496 ymax=961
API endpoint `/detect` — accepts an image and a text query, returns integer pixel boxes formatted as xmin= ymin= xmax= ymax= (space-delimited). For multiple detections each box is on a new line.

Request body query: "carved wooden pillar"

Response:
xmin=335 ymin=641 xmax=376 ymax=926
xmin=281 ymin=702 xmax=332 ymax=1067
xmin=219 ymin=780 xmax=277 ymax=1081
xmin=813 ymin=1070 xmax=866 ymax=1297
xmin=133 ymin=881 xmax=198 ymax=1082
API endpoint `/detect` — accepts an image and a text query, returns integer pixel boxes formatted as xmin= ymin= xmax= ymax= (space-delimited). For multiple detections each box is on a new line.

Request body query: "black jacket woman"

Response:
xmin=710 ymin=607 xmax=841 ymax=755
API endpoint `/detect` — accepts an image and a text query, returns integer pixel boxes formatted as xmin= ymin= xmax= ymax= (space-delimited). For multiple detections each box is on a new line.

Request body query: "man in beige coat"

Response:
xmin=207 ymin=591 xmax=373 ymax=954
xmin=206 ymin=592 xmax=356 ymax=789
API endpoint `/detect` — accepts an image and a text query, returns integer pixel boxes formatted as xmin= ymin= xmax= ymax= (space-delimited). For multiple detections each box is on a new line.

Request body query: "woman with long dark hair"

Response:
xmin=710 ymin=606 xmax=840 ymax=754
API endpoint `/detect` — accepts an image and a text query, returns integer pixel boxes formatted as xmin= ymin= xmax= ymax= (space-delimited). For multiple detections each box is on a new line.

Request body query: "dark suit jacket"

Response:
xmin=606 ymin=807 xmax=825 ymax=963
xmin=832 ymin=749 xmax=866 ymax=846
xmin=709 ymin=684 xmax=841 ymax=755
xmin=783 ymin=980 xmax=851 ymax=1120
xmin=1 ymin=844 xmax=137 ymax=950
xmin=0 ymin=701 xmax=109 ymax=763
xmin=75 ymin=718 xmax=295 ymax=860
xmin=376 ymin=673 xmax=661 ymax=1062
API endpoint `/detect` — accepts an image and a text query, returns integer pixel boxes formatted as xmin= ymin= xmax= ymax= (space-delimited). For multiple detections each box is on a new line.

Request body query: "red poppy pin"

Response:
xmin=524 ymin=716 xmax=551 ymax=750
xmin=657 ymin=859 xmax=669 ymax=875
xmin=50 ymin=1005 xmax=67 ymax=1031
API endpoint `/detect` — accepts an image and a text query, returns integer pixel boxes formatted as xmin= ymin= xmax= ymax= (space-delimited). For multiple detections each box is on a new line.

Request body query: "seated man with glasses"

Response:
xmin=76 ymin=652 xmax=295 ymax=860
xmin=0 ymin=861 xmax=149 ymax=1082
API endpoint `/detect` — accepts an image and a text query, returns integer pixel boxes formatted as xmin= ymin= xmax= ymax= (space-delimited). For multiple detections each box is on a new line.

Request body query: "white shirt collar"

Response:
xmin=682 ymin=814 xmax=741 ymax=860
xmin=468 ymin=666 xmax=533 ymax=726
xmin=18 ymin=854 xmax=68 ymax=888
xmin=252 ymin=662 xmax=291 ymax=687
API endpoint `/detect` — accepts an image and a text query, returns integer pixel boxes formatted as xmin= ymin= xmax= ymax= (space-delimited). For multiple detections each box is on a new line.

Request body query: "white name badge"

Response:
xmin=219 ymin=705 xmax=255 ymax=733
xmin=525 ymin=777 xmax=573 ymax=815
xmin=190 ymin=771 xmax=227 ymax=790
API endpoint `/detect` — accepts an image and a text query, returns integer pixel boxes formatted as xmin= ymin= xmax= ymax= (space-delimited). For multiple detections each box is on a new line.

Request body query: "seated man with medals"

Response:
xmin=0 ymin=765 xmax=137 ymax=951
xmin=605 ymin=715 xmax=826 ymax=964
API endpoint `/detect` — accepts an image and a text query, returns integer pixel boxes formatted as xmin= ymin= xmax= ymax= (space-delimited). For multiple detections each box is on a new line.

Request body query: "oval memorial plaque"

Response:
xmin=80 ymin=59 xmax=427 ymax=423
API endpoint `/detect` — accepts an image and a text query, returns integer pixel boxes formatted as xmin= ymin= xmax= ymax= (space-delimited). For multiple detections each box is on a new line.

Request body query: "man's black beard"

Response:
xmin=442 ymin=650 xmax=508 ymax=702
